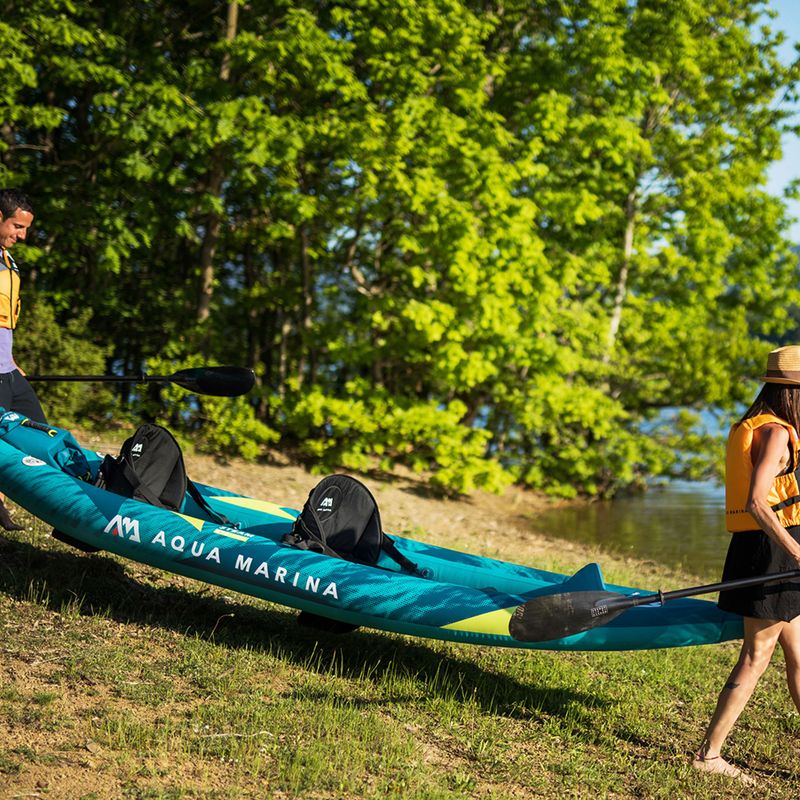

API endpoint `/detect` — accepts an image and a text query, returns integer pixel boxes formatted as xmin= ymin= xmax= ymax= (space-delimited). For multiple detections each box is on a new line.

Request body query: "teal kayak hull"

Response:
xmin=0 ymin=413 xmax=744 ymax=650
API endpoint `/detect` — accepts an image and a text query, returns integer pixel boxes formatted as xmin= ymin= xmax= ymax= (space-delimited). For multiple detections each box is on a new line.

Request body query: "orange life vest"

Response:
xmin=0 ymin=248 xmax=21 ymax=330
xmin=725 ymin=413 xmax=800 ymax=532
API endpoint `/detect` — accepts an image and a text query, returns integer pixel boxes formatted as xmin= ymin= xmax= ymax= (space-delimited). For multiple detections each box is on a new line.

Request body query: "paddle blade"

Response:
xmin=508 ymin=590 xmax=635 ymax=642
xmin=170 ymin=367 xmax=255 ymax=397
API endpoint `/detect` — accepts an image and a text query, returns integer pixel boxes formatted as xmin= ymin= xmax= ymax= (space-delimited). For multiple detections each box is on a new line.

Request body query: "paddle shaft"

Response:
xmin=623 ymin=567 xmax=800 ymax=610
xmin=28 ymin=374 xmax=169 ymax=383
xmin=25 ymin=366 xmax=256 ymax=398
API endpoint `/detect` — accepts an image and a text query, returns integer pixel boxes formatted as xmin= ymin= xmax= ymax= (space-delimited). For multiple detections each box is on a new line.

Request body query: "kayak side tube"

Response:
xmin=0 ymin=438 xmax=744 ymax=651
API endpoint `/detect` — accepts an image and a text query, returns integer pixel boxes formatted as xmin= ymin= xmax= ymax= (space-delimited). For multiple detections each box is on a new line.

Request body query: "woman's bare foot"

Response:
xmin=692 ymin=754 xmax=756 ymax=785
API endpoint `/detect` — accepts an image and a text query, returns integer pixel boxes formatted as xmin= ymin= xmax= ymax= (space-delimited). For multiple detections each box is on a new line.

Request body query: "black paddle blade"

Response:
xmin=169 ymin=367 xmax=255 ymax=397
xmin=508 ymin=590 xmax=635 ymax=642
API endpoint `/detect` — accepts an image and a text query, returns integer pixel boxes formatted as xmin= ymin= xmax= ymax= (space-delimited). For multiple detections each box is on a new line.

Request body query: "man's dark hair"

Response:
xmin=0 ymin=189 xmax=33 ymax=220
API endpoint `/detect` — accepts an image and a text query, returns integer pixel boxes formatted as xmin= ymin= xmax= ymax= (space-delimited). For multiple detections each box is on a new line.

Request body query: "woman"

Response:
xmin=694 ymin=345 xmax=800 ymax=783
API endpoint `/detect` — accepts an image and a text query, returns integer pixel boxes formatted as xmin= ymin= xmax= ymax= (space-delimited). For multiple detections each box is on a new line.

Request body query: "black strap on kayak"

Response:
xmin=186 ymin=481 xmax=232 ymax=526
xmin=380 ymin=535 xmax=420 ymax=575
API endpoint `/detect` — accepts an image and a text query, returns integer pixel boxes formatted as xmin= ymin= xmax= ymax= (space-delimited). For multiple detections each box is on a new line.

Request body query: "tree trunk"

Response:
xmin=606 ymin=187 xmax=637 ymax=358
xmin=296 ymin=226 xmax=314 ymax=388
xmin=197 ymin=1 xmax=238 ymax=323
xmin=605 ymin=89 xmax=677 ymax=359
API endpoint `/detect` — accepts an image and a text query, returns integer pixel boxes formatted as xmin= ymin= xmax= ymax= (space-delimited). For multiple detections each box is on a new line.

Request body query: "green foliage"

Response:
xmin=500 ymin=379 xmax=664 ymax=499
xmin=142 ymin=354 xmax=278 ymax=461
xmin=279 ymin=382 xmax=511 ymax=495
xmin=11 ymin=295 xmax=114 ymax=426
xmin=191 ymin=394 xmax=280 ymax=461
xmin=2 ymin=0 xmax=798 ymax=496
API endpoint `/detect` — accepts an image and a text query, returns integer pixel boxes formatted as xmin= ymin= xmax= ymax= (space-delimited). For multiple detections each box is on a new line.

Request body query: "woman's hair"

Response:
xmin=741 ymin=383 xmax=800 ymax=434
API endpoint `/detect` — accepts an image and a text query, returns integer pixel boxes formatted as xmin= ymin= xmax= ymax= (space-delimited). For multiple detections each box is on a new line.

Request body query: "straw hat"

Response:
xmin=763 ymin=345 xmax=800 ymax=385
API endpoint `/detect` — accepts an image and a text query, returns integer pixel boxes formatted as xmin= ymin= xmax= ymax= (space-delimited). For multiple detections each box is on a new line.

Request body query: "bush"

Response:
xmin=278 ymin=381 xmax=511 ymax=495
xmin=11 ymin=295 xmax=115 ymax=426
xmin=142 ymin=354 xmax=278 ymax=460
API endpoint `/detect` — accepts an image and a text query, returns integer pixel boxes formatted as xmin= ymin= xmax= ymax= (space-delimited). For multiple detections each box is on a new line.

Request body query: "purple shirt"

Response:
xmin=0 ymin=327 xmax=13 ymax=373
xmin=0 ymin=247 xmax=17 ymax=372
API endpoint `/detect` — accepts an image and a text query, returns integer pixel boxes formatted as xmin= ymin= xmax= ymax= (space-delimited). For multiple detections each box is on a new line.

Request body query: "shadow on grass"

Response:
xmin=0 ymin=530 xmax=607 ymax=721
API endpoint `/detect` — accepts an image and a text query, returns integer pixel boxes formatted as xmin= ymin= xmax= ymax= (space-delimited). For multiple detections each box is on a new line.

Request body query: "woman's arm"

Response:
xmin=746 ymin=423 xmax=800 ymax=563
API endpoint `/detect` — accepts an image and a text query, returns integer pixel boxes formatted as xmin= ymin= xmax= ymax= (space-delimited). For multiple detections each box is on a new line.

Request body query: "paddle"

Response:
xmin=508 ymin=568 xmax=800 ymax=642
xmin=26 ymin=366 xmax=255 ymax=397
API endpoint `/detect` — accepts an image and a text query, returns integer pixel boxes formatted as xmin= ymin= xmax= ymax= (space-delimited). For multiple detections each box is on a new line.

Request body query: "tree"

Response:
xmin=4 ymin=0 xmax=799 ymax=495
xmin=478 ymin=0 xmax=800 ymax=493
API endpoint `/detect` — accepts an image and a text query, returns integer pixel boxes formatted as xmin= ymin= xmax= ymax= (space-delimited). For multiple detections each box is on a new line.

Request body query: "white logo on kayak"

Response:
xmin=234 ymin=553 xmax=339 ymax=598
xmin=101 ymin=514 xmax=339 ymax=600
xmin=22 ymin=456 xmax=45 ymax=467
xmin=104 ymin=515 xmax=142 ymax=542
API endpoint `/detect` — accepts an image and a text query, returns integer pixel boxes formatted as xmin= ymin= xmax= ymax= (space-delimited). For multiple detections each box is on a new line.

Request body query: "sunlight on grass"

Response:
xmin=0 ymin=501 xmax=798 ymax=798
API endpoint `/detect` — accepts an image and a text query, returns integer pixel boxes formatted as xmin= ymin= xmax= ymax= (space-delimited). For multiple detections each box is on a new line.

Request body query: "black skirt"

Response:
xmin=718 ymin=526 xmax=800 ymax=622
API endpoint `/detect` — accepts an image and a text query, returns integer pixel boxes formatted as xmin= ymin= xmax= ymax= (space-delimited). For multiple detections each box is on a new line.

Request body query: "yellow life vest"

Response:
xmin=725 ymin=413 xmax=800 ymax=532
xmin=0 ymin=248 xmax=20 ymax=330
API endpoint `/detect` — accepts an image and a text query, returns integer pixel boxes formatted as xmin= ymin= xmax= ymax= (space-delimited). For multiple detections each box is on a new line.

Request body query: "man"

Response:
xmin=0 ymin=189 xmax=47 ymax=530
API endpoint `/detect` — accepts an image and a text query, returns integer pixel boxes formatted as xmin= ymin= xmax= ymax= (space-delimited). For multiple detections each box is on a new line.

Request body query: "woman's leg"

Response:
xmin=694 ymin=616 xmax=784 ymax=781
xmin=778 ymin=615 xmax=800 ymax=712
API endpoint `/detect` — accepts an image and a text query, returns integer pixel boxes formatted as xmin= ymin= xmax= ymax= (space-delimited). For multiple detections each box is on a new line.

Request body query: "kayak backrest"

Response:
xmin=97 ymin=423 xmax=186 ymax=510
xmin=283 ymin=474 xmax=419 ymax=574
xmin=96 ymin=423 xmax=228 ymax=524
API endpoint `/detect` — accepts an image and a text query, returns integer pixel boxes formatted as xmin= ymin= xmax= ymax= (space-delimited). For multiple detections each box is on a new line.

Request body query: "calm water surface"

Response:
xmin=536 ymin=480 xmax=728 ymax=576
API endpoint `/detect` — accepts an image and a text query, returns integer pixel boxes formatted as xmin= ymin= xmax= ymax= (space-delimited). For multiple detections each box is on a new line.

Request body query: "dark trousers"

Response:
xmin=0 ymin=370 xmax=47 ymax=424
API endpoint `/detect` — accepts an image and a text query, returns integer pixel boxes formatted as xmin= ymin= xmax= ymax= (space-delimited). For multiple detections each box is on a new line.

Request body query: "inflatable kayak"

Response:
xmin=0 ymin=412 xmax=744 ymax=651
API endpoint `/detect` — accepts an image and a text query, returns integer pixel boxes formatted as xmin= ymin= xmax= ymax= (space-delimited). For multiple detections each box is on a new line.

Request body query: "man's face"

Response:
xmin=0 ymin=209 xmax=33 ymax=249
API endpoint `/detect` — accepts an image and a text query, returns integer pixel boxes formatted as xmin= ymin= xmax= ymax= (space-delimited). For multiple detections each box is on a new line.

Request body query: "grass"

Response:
xmin=0 ymin=502 xmax=798 ymax=798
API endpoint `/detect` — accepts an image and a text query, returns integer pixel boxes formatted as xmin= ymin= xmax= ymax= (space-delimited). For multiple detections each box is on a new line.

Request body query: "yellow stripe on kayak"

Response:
xmin=210 ymin=496 xmax=297 ymax=521
xmin=211 ymin=527 xmax=251 ymax=542
xmin=442 ymin=606 xmax=516 ymax=636
xmin=174 ymin=514 xmax=249 ymax=542
xmin=175 ymin=513 xmax=205 ymax=531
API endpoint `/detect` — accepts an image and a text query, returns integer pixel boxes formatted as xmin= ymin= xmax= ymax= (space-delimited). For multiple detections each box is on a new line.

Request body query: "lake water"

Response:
xmin=535 ymin=480 xmax=729 ymax=576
